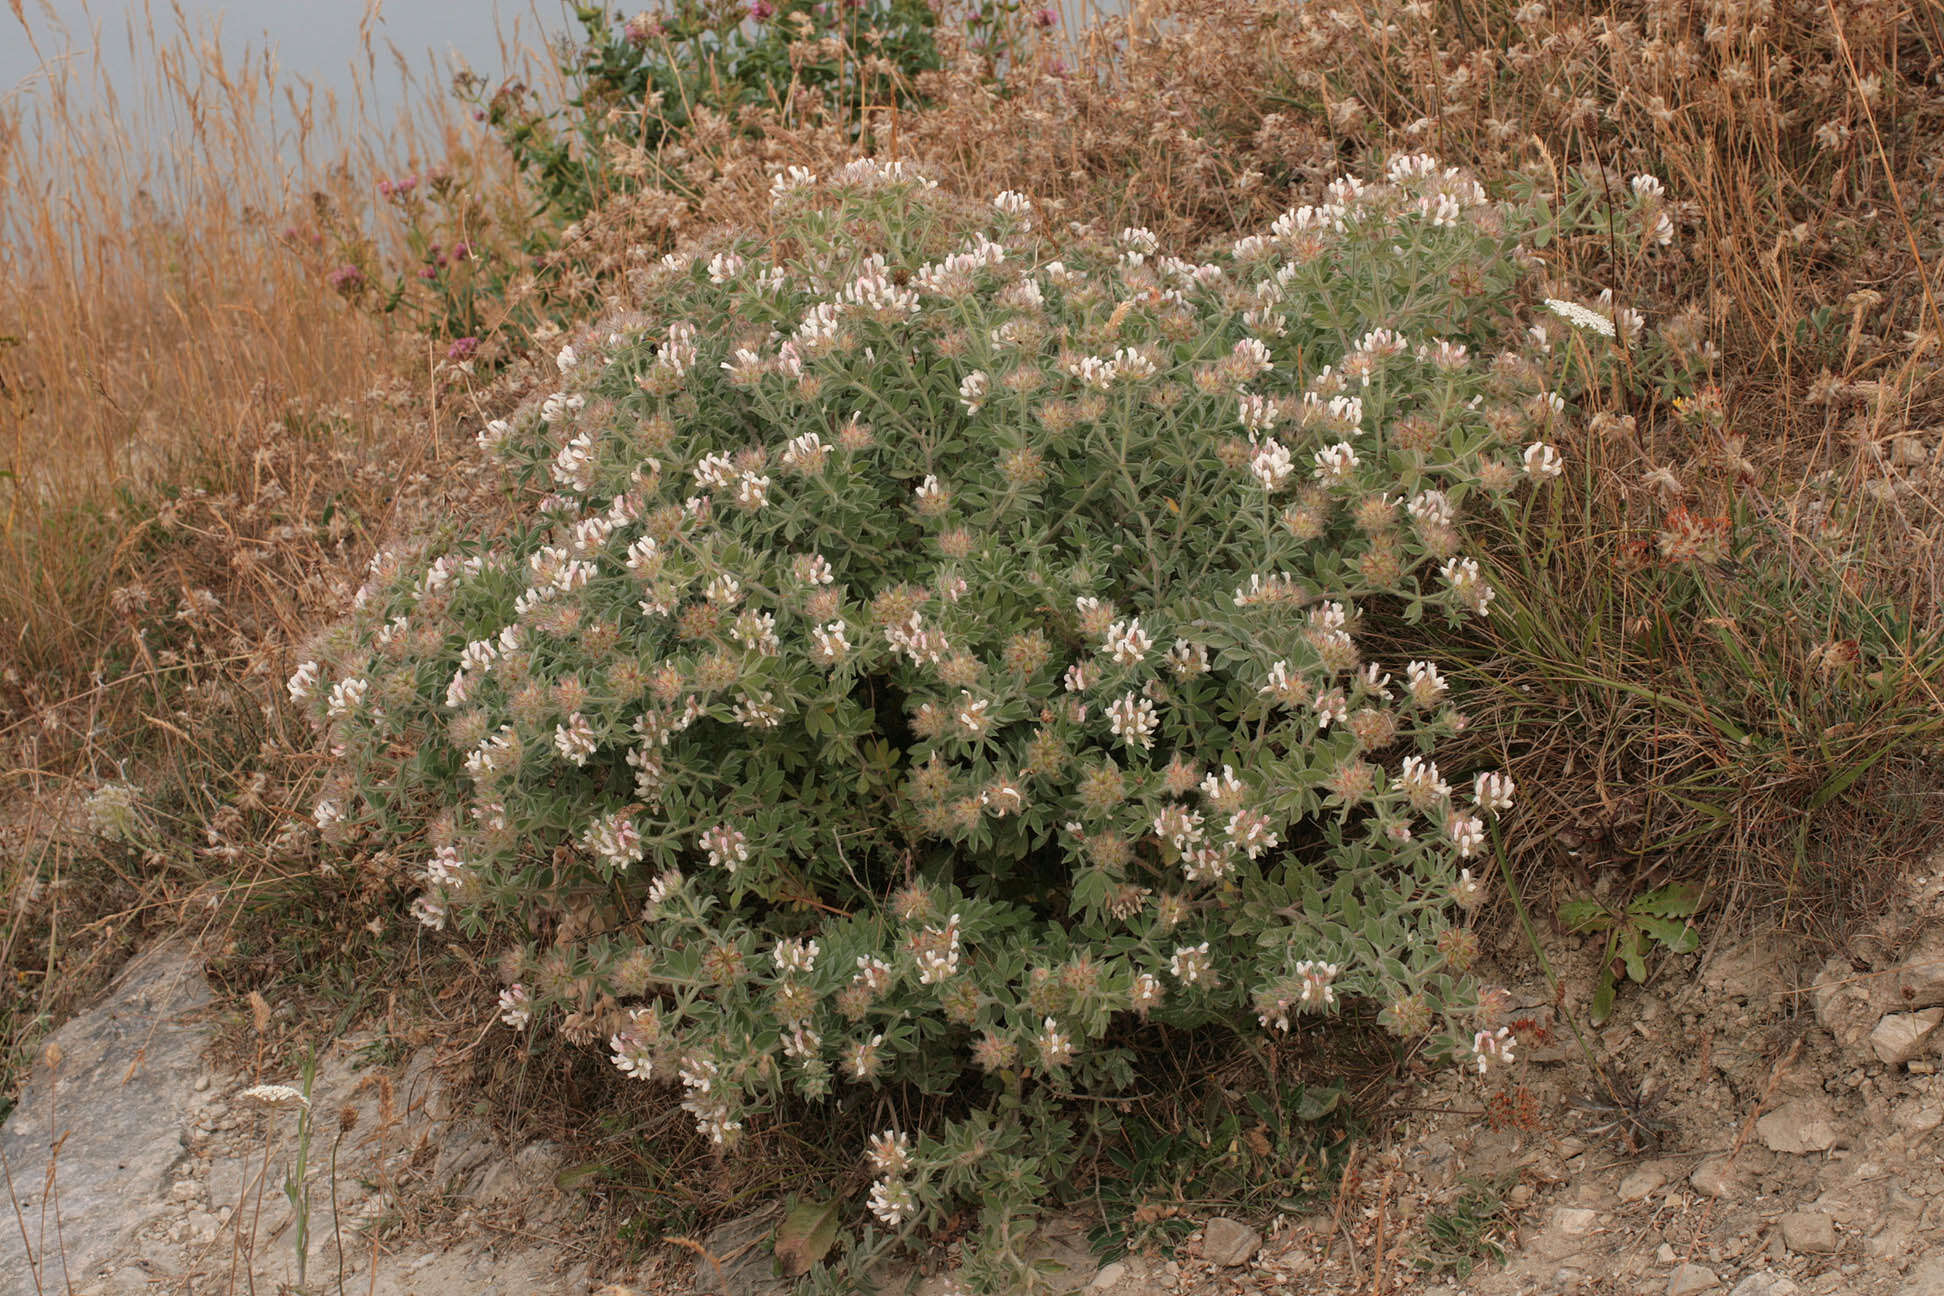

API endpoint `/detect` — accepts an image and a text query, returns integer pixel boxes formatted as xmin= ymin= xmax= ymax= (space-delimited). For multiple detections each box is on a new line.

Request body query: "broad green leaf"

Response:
xmin=1557 ymin=899 xmax=1611 ymax=932
xmin=775 ymin=1195 xmax=842 ymax=1277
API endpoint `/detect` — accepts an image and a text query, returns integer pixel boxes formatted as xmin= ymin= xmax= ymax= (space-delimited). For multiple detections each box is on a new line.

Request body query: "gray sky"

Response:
xmin=3 ymin=0 xmax=567 ymax=168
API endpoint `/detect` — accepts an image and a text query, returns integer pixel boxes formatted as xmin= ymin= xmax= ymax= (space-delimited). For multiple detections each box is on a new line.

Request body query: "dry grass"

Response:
xmin=0 ymin=0 xmax=562 ymax=1098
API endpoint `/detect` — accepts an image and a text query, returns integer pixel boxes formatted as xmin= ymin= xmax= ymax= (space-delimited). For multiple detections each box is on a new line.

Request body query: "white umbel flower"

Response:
xmin=1543 ymin=298 xmax=1616 ymax=337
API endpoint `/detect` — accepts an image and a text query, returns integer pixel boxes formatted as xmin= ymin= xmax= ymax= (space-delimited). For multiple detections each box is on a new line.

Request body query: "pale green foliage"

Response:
xmin=290 ymin=155 xmax=1647 ymax=1286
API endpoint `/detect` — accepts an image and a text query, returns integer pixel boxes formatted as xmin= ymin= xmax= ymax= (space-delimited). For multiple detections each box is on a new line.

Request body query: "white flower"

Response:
xmin=1169 ymin=942 xmax=1213 ymax=986
xmin=1408 ymin=489 xmax=1455 ymax=526
xmin=611 ymin=1027 xmax=656 ymax=1079
xmin=286 ymin=661 xmax=320 ymax=703
xmin=1036 ymin=1016 xmax=1075 ymax=1066
xmin=1238 ymin=393 xmax=1282 ymax=431
xmin=1232 ymin=337 xmax=1273 ymax=375
xmin=782 ymin=431 xmax=827 ymax=472
xmin=1454 ymin=868 xmax=1486 ymax=908
xmin=1226 ymin=808 xmax=1280 ymax=859
xmin=914 ymin=475 xmax=946 ymax=506
xmin=854 ymin=956 xmax=895 ymax=995
xmin=992 ymin=189 xmax=1034 ymax=222
xmin=1543 ymin=297 xmax=1616 ymax=337
xmin=1312 ymin=441 xmax=1360 ymax=485
xmin=325 ymin=676 xmax=368 ymax=719
xmin=915 ymin=915 xmax=962 ymax=984
xmin=555 ymin=342 xmax=581 ymax=372
xmin=867 ymin=1129 xmax=914 ymax=1176
xmin=1446 ymin=810 xmax=1487 ymax=858
xmin=772 ymin=938 xmax=821 ymax=974
xmin=1630 ymin=174 xmax=1665 ymax=200
xmin=1405 ymin=660 xmax=1448 ymax=707
xmin=1399 ymin=755 xmax=1451 ymax=808
xmin=811 ymin=621 xmax=851 ymax=665
xmin=770 ymin=165 xmax=816 ymax=197
xmin=734 ymin=472 xmax=771 ymax=509
xmin=955 ymin=693 xmax=991 ymax=738
xmin=1472 ymin=1025 xmax=1516 ymax=1075
xmin=958 ymin=370 xmax=990 ymax=414
xmin=700 ymin=824 xmax=750 ymax=872
xmin=1130 ymin=972 xmax=1164 ymax=1011
xmin=1296 ymin=960 xmax=1340 ymax=1011
xmin=1106 ymin=692 xmax=1159 ymax=750
xmin=707 ymin=251 xmax=744 ymax=283
xmin=237 ymin=1084 xmax=309 ymax=1110
xmin=1168 ymin=640 xmax=1210 ymax=675
xmin=1523 ymin=442 xmax=1564 ymax=481
xmin=1153 ymin=804 xmax=1205 ymax=851
xmin=1200 ymin=764 xmax=1246 ymax=805
xmin=498 ymin=984 xmax=532 ymax=1031
xmin=693 ymin=453 xmax=736 ymax=490
xmin=1473 ymin=771 xmax=1516 ymax=813
xmin=1439 ymin=557 xmax=1495 ymax=617
xmin=554 ymin=713 xmax=597 ymax=765
xmin=868 ymin=1176 xmax=916 ymax=1227
xmin=1101 ymin=618 xmax=1152 ymax=666
xmin=1250 ymin=438 xmax=1295 ymax=491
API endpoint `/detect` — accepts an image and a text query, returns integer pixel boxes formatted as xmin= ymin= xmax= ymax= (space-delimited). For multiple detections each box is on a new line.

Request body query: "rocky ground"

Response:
xmin=8 ymin=862 xmax=1944 ymax=1296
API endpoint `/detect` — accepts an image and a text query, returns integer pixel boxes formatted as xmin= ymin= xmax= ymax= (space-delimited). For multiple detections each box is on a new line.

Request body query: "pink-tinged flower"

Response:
xmin=1472 ymin=1025 xmax=1516 ymax=1075
xmin=446 ymin=336 xmax=480 ymax=360
xmin=750 ymin=0 xmax=775 ymax=17
xmin=326 ymin=264 xmax=365 ymax=293
xmin=1034 ymin=7 xmax=1058 ymax=27
xmin=623 ymin=11 xmax=665 ymax=45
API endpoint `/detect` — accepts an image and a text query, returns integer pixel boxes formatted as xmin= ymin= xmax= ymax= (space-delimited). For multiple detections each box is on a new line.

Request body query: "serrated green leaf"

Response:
xmin=1636 ymin=915 xmax=1700 ymax=954
xmin=1630 ymin=883 xmax=1701 ymax=919
xmin=1557 ymin=899 xmax=1611 ymax=932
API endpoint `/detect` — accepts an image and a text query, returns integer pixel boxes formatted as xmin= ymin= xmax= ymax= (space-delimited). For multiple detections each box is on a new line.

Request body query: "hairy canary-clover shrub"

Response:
xmin=291 ymin=156 xmax=1653 ymax=1286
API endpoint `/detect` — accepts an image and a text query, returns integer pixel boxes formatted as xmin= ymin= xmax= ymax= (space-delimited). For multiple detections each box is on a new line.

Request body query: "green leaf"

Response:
xmin=1621 ymin=930 xmax=1648 ymax=984
xmin=1629 ymin=883 xmax=1701 ymax=919
xmin=553 ymin=1162 xmax=606 ymax=1190
xmin=1557 ymin=899 xmax=1611 ymax=933
xmin=1590 ymin=977 xmax=1616 ymax=1024
xmin=775 ymin=1195 xmax=842 ymax=1277
xmin=1294 ymin=1085 xmax=1342 ymax=1121
xmin=1636 ymin=915 xmax=1700 ymax=954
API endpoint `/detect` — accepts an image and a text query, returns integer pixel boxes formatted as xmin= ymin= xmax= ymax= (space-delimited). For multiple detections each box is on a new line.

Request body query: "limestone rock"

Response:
xmin=1891 ymin=933 xmax=1944 ymax=1008
xmin=1690 ymin=1157 xmax=1742 ymax=1198
xmin=1552 ymin=1206 xmax=1600 ymax=1235
xmin=1869 ymin=1008 xmax=1944 ymax=1066
xmin=1728 ymin=1275 xmax=1802 ymax=1296
xmin=1668 ymin=1262 xmax=1720 ymax=1295
xmin=1619 ymin=1168 xmax=1667 ymax=1202
xmin=1756 ymin=1096 xmax=1842 ymax=1154
xmin=1200 ymin=1217 xmax=1262 ymax=1267
xmin=1778 ymin=1210 xmax=1838 ymax=1254
xmin=1811 ymin=956 xmax=1880 ymax=1054
xmin=0 ymin=944 xmax=213 ymax=1296
xmin=1088 ymin=1262 xmax=1128 ymax=1290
